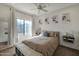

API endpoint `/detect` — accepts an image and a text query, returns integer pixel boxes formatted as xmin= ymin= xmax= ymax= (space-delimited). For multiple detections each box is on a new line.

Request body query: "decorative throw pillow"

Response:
xmin=43 ymin=32 xmax=49 ymax=37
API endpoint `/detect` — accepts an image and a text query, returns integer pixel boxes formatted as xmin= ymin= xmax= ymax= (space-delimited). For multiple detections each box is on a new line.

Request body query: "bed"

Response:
xmin=15 ymin=31 xmax=59 ymax=56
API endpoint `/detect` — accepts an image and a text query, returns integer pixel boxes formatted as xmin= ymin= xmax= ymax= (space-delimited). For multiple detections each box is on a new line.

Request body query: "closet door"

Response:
xmin=0 ymin=4 xmax=10 ymax=44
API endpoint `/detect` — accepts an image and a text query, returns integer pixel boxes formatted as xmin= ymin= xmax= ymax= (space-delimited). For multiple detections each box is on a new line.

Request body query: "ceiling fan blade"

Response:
xmin=41 ymin=9 xmax=48 ymax=12
xmin=41 ymin=3 xmax=47 ymax=8
xmin=32 ymin=3 xmax=48 ymax=13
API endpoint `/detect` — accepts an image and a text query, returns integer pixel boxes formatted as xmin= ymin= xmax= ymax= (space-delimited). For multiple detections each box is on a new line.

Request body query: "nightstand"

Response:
xmin=63 ymin=35 xmax=75 ymax=43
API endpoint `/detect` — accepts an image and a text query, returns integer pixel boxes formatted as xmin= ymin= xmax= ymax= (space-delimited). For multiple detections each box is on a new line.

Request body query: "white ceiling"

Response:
xmin=6 ymin=3 xmax=77 ymax=16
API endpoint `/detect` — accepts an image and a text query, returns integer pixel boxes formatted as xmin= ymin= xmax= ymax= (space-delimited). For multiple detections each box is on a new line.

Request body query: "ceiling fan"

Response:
xmin=32 ymin=3 xmax=48 ymax=13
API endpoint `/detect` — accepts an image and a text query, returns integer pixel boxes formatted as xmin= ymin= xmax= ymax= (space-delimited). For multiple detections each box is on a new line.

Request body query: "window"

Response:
xmin=16 ymin=18 xmax=32 ymax=36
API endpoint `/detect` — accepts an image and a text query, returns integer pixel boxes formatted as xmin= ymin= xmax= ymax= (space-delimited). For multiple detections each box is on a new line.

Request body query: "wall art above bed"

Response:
xmin=52 ymin=15 xmax=58 ymax=23
xmin=62 ymin=13 xmax=70 ymax=23
xmin=45 ymin=17 xmax=49 ymax=24
xmin=38 ymin=13 xmax=71 ymax=25
xmin=39 ymin=19 xmax=42 ymax=24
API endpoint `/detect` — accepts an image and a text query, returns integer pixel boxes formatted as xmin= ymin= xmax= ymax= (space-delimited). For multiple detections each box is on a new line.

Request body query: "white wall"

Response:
xmin=0 ymin=5 xmax=10 ymax=42
xmin=34 ymin=4 xmax=79 ymax=50
xmin=14 ymin=11 xmax=33 ymax=43
xmin=32 ymin=16 xmax=40 ymax=36
xmin=0 ymin=22 xmax=8 ymax=42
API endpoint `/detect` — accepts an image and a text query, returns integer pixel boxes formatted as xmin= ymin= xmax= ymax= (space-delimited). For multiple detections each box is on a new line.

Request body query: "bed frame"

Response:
xmin=16 ymin=47 xmax=24 ymax=56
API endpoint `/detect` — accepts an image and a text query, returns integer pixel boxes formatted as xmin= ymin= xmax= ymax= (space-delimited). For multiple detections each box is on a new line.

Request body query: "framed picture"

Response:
xmin=52 ymin=15 xmax=58 ymax=23
xmin=45 ymin=17 xmax=49 ymax=24
xmin=62 ymin=13 xmax=70 ymax=23
xmin=39 ymin=19 xmax=42 ymax=24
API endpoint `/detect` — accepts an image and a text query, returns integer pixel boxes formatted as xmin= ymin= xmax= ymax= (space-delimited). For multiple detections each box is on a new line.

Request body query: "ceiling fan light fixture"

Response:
xmin=32 ymin=3 xmax=48 ymax=13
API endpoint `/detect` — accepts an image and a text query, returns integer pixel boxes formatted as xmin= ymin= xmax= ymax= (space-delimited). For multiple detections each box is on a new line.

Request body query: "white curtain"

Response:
xmin=15 ymin=11 xmax=33 ymax=42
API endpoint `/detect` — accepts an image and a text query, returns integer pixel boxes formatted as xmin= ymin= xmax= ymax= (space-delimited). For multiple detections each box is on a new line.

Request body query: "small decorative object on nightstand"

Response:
xmin=63 ymin=33 xmax=75 ymax=43
xmin=35 ymin=28 xmax=41 ymax=35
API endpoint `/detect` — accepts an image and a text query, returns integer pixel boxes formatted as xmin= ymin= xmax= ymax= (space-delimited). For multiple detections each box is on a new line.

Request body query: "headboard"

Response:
xmin=42 ymin=30 xmax=59 ymax=37
xmin=41 ymin=31 xmax=60 ymax=43
xmin=48 ymin=31 xmax=59 ymax=37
